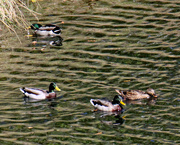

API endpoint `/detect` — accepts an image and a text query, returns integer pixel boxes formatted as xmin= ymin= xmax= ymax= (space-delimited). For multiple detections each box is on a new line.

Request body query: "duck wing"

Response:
xmin=90 ymin=99 xmax=111 ymax=106
xmin=123 ymin=90 xmax=150 ymax=100
xmin=90 ymin=99 xmax=115 ymax=111
xmin=116 ymin=89 xmax=150 ymax=100
xmin=20 ymin=87 xmax=48 ymax=100
xmin=38 ymin=24 xmax=59 ymax=31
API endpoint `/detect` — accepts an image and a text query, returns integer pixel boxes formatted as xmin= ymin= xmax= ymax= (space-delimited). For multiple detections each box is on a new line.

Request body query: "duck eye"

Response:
xmin=53 ymin=83 xmax=56 ymax=88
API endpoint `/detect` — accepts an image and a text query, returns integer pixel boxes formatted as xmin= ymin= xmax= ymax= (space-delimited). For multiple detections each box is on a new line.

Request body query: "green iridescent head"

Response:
xmin=49 ymin=82 xmax=61 ymax=92
xmin=112 ymin=95 xmax=126 ymax=106
xmin=30 ymin=23 xmax=42 ymax=30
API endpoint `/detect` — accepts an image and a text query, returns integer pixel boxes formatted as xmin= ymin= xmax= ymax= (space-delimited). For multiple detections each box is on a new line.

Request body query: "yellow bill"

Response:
xmin=55 ymin=86 xmax=61 ymax=91
xmin=120 ymin=100 xmax=126 ymax=106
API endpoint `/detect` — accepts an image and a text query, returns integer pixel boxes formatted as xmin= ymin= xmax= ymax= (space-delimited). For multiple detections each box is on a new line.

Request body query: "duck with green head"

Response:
xmin=30 ymin=23 xmax=61 ymax=36
xmin=20 ymin=82 xmax=61 ymax=100
xmin=90 ymin=95 xmax=126 ymax=112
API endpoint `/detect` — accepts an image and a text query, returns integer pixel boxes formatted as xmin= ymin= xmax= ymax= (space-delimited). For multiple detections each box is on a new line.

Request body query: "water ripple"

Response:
xmin=0 ymin=0 xmax=179 ymax=144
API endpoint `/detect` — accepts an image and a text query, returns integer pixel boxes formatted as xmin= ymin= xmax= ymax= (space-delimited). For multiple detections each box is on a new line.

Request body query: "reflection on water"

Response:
xmin=0 ymin=0 xmax=179 ymax=144
xmin=124 ymin=97 xmax=158 ymax=105
xmin=32 ymin=36 xmax=63 ymax=46
xmin=92 ymin=111 xmax=125 ymax=126
xmin=27 ymin=36 xmax=63 ymax=48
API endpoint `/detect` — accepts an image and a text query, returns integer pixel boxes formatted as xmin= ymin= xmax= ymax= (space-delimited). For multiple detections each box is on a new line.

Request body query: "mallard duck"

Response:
xmin=90 ymin=95 xmax=126 ymax=112
xmin=30 ymin=23 xmax=61 ymax=36
xmin=115 ymin=88 xmax=157 ymax=100
xmin=20 ymin=82 xmax=61 ymax=100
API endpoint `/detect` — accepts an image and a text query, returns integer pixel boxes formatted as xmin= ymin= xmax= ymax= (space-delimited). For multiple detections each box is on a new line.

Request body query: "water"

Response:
xmin=0 ymin=0 xmax=179 ymax=144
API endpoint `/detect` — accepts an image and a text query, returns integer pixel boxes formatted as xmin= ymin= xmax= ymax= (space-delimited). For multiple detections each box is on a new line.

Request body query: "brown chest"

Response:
xmin=46 ymin=93 xmax=56 ymax=99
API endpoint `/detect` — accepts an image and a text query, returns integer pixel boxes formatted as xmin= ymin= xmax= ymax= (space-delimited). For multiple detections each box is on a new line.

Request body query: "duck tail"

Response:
xmin=90 ymin=99 xmax=94 ymax=106
xmin=20 ymin=87 xmax=26 ymax=94
xmin=53 ymin=27 xmax=61 ymax=34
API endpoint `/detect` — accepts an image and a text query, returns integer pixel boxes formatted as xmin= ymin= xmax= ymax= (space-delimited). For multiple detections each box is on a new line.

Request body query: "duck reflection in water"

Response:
xmin=123 ymin=97 xmax=158 ymax=105
xmin=92 ymin=110 xmax=126 ymax=126
xmin=29 ymin=36 xmax=63 ymax=47
xmin=101 ymin=114 xmax=126 ymax=126
xmin=23 ymin=95 xmax=63 ymax=109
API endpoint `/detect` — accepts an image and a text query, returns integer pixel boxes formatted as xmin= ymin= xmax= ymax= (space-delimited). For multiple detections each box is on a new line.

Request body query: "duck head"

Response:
xmin=49 ymin=82 xmax=61 ymax=93
xmin=146 ymin=89 xmax=157 ymax=97
xmin=112 ymin=95 xmax=126 ymax=106
xmin=30 ymin=23 xmax=42 ymax=30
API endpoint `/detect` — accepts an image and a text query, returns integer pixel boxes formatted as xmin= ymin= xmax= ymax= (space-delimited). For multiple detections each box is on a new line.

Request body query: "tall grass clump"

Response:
xmin=0 ymin=0 xmax=38 ymax=35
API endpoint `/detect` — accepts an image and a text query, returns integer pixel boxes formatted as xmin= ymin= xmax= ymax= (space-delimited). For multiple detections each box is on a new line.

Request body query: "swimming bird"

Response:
xmin=20 ymin=82 xmax=61 ymax=100
xmin=115 ymin=88 xmax=157 ymax=100
xmin=30 ymin=23 xmax=61 ymax=36
xmin=90 ymin=95 xmax=126 ymax=112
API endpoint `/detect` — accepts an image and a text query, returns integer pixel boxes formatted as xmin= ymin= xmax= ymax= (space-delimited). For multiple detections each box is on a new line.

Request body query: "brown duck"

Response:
xmin=115 ymin=88 xmax=157 ymax=100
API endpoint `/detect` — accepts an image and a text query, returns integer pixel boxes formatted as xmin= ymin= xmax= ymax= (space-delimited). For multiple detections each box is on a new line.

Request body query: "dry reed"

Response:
xmin=0 ymin=0 xmax=39 ymax=39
